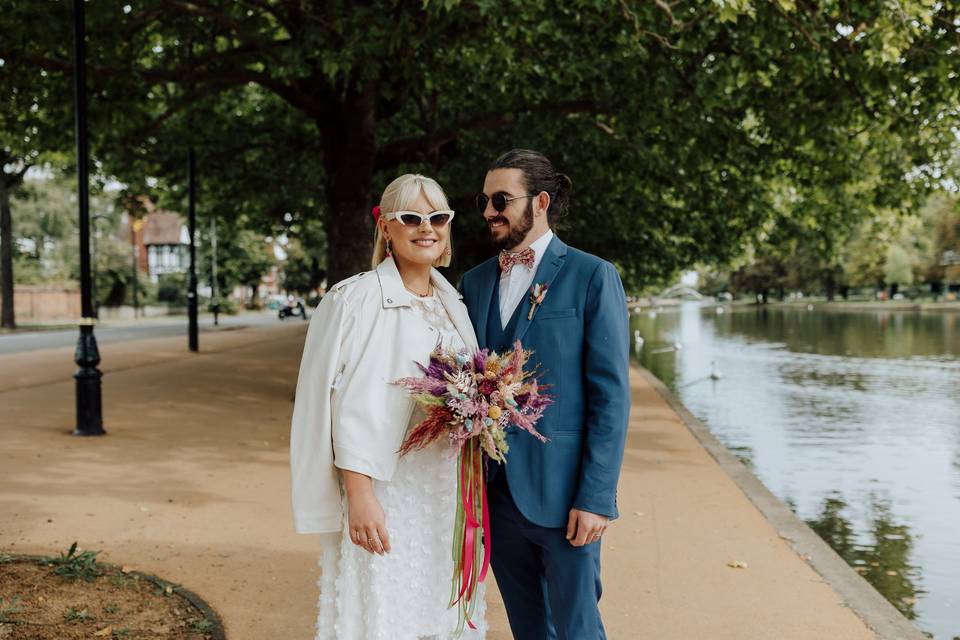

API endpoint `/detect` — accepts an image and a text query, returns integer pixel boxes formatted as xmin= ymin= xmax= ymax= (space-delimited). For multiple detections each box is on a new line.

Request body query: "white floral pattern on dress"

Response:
xmin=315 ymin=294 xmax=486 ymax=640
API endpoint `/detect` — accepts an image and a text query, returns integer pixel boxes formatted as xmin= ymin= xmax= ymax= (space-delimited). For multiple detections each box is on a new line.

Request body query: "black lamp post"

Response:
xmin=186 ymin=39 xmax=199 ymax=351
xmin=187 ymin=147 xmax=198 ymax=351
xmin=210 ymin=216 xmax=220 ymax=326
xmin=72 ymin=0 xmax=104 ymax=436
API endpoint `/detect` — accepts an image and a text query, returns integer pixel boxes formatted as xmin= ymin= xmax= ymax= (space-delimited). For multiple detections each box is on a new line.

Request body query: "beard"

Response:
xmin=490 ymin=201 xmax=534 ymax=251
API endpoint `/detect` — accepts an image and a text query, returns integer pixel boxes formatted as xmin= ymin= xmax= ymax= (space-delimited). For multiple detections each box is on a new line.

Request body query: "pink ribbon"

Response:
xmin=454 ymin=448 xmax=490 ymax=630
xmin=480 ymin=471 xmax=490 ymax=581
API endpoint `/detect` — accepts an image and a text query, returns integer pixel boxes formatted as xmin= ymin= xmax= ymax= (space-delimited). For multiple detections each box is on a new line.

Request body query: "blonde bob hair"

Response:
xmin=371 ymin=174 xmax=454 ymax=270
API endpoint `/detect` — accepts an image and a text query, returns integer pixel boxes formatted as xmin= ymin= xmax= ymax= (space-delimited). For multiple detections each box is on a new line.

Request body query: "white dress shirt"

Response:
xmin=499 ymin=229 xmax=554 ymax=328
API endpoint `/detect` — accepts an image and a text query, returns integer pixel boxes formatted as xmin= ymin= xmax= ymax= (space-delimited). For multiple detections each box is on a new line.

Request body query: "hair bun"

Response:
xmin=490 ymin=149 xmax=571 ymax=219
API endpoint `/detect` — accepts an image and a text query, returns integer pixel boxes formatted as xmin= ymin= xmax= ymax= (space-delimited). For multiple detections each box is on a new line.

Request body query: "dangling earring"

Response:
xmin=385 ymin=238 xmax=392 ymax=256
xmin=445 ymin=245 xmax=452 ymax=258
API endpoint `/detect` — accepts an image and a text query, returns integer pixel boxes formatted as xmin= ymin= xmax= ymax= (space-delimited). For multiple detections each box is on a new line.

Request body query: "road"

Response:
xmin=0 ymin=310 xmax=299 ymax=354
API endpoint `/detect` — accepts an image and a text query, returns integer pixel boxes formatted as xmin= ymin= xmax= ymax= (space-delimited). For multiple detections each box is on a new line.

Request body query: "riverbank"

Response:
xmin=633 ymin=298 xmax=960 ymax=313
xmin=0 ymin=323 xmax=921 ymax=638
xmin=772 ymin=299 xmax=960 ymax=312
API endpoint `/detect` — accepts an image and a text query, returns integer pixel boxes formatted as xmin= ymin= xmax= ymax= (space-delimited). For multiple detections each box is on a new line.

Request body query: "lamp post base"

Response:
xmin=72 ymin=324 xmax=105 ymax=436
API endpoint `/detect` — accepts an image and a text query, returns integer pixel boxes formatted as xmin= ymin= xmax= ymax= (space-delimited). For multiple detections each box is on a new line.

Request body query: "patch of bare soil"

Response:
xmin=0 ymin=547 xmax=221 ymax=640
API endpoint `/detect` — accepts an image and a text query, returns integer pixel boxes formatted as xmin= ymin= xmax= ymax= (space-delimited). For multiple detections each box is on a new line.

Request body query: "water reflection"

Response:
xmin=632 ymin=304 xmax=960 ymax=640
xmin=718 ymin=306 xmax=960 ymax=359
xmin=805 ymin=495 xmax=922 ymax=620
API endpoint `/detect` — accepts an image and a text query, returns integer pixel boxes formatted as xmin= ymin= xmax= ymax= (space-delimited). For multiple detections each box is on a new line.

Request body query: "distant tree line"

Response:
xmin=700 ymin=192 xmax=960 ymax=302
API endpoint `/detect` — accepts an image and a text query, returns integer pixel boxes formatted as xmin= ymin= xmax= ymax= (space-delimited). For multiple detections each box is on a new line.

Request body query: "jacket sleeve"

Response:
xmin=572 ymin=261 xmax=631 ymax=520
xmin=289 ymin=289 xmax=352 ymax=534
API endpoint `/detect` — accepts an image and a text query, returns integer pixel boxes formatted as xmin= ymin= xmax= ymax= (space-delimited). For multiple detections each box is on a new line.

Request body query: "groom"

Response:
xmin=459 ymin=149 xmax=631 ymax=639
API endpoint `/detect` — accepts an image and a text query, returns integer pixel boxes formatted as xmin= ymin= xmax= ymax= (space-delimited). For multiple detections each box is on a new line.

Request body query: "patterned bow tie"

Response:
xmin=499 ymin=247 xmax=535 ymax=272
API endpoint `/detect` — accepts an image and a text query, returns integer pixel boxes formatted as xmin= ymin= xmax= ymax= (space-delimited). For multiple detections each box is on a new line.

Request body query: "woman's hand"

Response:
xmin=342 ymin=470 xmax=391 ymax=555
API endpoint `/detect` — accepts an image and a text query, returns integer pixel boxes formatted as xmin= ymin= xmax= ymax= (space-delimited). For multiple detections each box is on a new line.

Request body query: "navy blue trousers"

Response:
xmin=487 ymin=470 xmax=606 ymax=640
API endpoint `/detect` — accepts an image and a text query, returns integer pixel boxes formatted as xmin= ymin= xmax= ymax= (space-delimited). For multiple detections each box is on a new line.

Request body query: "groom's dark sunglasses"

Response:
xmin=474 ymin=192 xmax=535 ymax=214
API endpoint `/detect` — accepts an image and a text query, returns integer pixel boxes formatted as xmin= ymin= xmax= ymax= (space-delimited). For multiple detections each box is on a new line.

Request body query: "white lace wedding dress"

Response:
xmin=314 ymin=294 xmax=487 ymax=640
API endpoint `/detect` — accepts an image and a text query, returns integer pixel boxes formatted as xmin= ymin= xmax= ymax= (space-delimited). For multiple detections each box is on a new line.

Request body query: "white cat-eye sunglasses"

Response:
xmin=382 ymin=209 xmax=456 ymax=228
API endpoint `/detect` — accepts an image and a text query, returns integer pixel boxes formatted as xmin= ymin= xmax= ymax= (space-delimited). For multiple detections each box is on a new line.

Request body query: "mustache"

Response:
xmin=488 ymin=217 xmax=508 ymax=226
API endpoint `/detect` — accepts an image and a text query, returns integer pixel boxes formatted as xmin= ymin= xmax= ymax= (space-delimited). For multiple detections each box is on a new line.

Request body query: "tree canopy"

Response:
xmin=1 ymin=0 xmax=958 ymax=297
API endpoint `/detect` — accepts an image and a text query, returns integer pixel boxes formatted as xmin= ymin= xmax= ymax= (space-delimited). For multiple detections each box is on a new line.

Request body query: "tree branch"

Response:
xmin=619 ymin=0 xmax=681 ymax=50
xmin=157 ymin=0 xmax=285 ymax=52
xmin=375 ymin=100 xmax=603 ymax=170
xmin=652 ymin=0 xmax=678 ymax=27
xmin=0 ymin=48 xmax=321 ymax=118
xmin=774 ymin=3 xmax=822 ymax=51
xmin=236 ymin=0 xmax=299 ymax=33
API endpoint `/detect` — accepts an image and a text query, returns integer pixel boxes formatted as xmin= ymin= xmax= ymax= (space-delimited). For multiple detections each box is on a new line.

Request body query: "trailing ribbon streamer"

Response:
xmin=450 ymin=440 xmax=489 ymax=635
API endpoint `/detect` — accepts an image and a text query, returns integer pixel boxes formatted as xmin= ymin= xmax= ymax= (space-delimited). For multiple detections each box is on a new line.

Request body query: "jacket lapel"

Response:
xmin=432 ymin=271 xmax=480 ymax=351
xmin=511 ymin=236 xmax=568 ymax=345
xmin=471 ymin=258 xmax=500 ymax=350
xmin=375 ymin=257 xmax=412 ymax=309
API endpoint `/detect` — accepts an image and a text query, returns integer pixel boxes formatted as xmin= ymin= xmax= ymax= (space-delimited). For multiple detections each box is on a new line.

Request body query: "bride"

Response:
xmin=289 ymin=174 xmax=487 ymax=639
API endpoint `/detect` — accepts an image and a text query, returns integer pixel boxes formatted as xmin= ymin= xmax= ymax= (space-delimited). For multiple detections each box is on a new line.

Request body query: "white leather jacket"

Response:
xmin=289 ymin=257 xmax=479 ymax=534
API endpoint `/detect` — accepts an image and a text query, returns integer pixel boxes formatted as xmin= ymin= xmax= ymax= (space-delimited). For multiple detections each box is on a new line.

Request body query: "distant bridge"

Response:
xmin=655 ymin=284 xmax=705 ymax=301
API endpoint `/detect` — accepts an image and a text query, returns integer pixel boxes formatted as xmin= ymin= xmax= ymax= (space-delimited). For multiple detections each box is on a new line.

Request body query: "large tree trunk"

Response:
xmin=824 ymin=270 xmax=836 ymax=302
xmin=0 ymin=182 xmax=15 ymax=329
xmin=310 ymin=256 xmax=321 ymax=295
xmin=317 ymin=85 xmax=378 ymax=286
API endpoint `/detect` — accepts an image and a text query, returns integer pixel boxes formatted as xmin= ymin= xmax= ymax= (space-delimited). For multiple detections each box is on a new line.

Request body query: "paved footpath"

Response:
xmin=0 ymin=322 xmax=919 ymax=639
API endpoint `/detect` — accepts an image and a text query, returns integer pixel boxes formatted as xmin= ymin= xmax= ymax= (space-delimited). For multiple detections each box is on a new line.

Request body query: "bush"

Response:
xmin=156 ymin=273 xmax=188 ymax=305
xmin=207 ymin=298 xmax=238 ymax=315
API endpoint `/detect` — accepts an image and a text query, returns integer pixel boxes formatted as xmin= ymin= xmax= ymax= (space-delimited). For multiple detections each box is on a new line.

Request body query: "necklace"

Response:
xmin=404 ymin=282 xmax=433 ymax=297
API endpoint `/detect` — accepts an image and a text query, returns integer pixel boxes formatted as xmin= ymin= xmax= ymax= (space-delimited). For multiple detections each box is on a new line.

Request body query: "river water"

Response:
xmin=632 ymin=303 xmax=960 ymax=640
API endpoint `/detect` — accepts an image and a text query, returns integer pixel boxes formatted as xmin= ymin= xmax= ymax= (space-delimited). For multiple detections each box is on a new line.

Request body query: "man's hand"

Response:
xmin=565 ymin=508 xmax=609 ymax=547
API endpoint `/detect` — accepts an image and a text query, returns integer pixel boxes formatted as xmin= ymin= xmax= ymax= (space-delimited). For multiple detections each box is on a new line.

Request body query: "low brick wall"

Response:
xmin=13 ymin=286 xmax=81 ymax=321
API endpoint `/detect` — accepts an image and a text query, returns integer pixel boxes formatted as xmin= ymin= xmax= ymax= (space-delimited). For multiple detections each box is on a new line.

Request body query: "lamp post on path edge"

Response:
xmin=187 ymin=147 xmax=198 ymax=352
xmin=71 ymin=0 xmax=104 ymax=436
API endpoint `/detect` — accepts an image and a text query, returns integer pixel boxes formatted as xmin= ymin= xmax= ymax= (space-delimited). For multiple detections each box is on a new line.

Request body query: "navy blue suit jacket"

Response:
xmin=459 ymin=235 xmax=631 ymax=528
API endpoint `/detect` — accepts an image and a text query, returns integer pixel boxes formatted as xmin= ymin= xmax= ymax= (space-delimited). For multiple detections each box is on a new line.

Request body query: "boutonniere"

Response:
xmin=527 ymin=283 xmax=549 ymax=321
